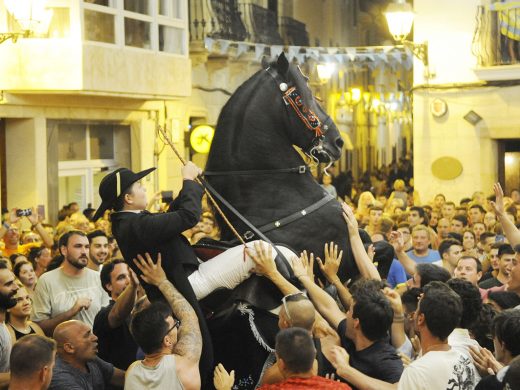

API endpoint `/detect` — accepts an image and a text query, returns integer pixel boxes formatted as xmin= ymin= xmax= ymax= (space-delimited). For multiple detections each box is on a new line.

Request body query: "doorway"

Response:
xmin=498 ymin=139 xmax=520 ymax=195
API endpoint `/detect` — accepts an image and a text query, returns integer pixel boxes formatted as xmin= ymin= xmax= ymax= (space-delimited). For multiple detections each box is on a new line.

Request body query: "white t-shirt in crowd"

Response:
xmin=125 ymin=355 xmax=185 ymax=390
xmin=398 ymin=349 xmax=478 ymax=390
xmin=31 ymin=267 xmax=109 ymax=327
xmin=0 ymin=322 xmax=11 ymax=373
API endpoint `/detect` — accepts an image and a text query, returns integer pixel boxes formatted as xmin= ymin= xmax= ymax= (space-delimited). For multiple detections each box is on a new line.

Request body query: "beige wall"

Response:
xmin=412 ymin=87 xmax=514 ymax=203
xmin=412 ymin=0 xmax=520 ymax=203
xmin=5 ymin=117 xmax=48 ymax=211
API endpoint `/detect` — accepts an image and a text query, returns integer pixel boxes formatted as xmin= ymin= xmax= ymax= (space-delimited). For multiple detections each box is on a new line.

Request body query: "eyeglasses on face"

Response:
xmin=163 ymin=318 xmax=181 ymax=338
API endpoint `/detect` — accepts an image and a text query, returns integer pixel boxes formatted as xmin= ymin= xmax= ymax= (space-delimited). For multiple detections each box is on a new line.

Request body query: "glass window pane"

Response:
xmin=84 ymin=9 xmax=115 ymax=43
xmin=124 ymin=0 xmax=151 ymax=15
xmin=89 ymin=125 xmax=114 ymax=160
xmin=58 ymin=125 xmax=87 ymax=161
xmin=47 ymin=8 xmax=71 ymax=38
xmin=59 ymin=175 xmax=86 ymax=210
xmin=93 ymin=170 xmax=109 ymax=208
xmin=159 ymin=0 xmax=182 ymax=18
xmin=84 ymin=0 xmax=112 ymax=6
xmin=124 ymin=18 xmax=151 ymax=48
xmin=159 ymin=25 xmax=184 ymax=54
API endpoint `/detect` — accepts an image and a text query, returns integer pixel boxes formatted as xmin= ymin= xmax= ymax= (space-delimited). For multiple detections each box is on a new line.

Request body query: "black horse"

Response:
xmin=200 ymin=53 xmax=358 ymax=389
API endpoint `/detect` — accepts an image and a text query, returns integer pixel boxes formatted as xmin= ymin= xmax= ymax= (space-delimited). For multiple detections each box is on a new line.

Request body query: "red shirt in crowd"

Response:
xmin=258 ymin=375 xmax=352 ymax=389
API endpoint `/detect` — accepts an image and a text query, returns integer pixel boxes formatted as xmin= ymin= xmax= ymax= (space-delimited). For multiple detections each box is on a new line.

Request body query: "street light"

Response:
xmin=384 ymin=0 xmax=428 ymax=69
xmin=1 ymin=0 xmax=53 ymax=44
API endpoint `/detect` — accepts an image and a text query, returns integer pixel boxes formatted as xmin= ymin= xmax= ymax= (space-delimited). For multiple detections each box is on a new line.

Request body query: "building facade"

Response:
xmin=413 ymin=0 xmax=520 ymax=202
xmin=0 ymin=0 xmax=191 ymax=222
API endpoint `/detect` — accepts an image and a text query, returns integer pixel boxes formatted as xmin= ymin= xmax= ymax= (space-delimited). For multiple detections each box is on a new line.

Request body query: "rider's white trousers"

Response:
xmin=187 ymin=240 xmax=297 ymax=300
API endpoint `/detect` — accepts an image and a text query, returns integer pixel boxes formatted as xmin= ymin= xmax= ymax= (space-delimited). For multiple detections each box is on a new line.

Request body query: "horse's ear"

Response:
xmin=276 ymin=52 xmax=289 ymax=76
xmin=261 ymin=56 xmax=270 ymax=70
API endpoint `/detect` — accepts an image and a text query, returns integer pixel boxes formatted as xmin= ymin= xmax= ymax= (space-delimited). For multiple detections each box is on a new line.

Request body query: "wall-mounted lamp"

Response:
xmin=316 ymin=63 xmax=335 ymax=83
xmin=1 ymin=0 xmax=53 ymax=44
xmin=384 ymin=0 xmax=429 ymax=69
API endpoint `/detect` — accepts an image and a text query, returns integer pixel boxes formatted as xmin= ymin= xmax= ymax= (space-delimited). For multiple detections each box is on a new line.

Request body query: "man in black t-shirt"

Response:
xmin=296 ymin=265 xmax=403 ymax=388
xmin=479 ymin=244 xmax=515 ymax=289
xmin=93 ymin=259 xmax=139 ymax=373
xmin=335 ymin=287 xmax=403 ymax=384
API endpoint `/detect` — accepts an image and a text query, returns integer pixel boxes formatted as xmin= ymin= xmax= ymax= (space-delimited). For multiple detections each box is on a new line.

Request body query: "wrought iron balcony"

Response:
xmin=190 ymin=0 xmax=297 ymax=49
xmin=280 ymin=16 xmax=309 ymax=46
xmin=190 ymin=0 xmax=248 ymax=44
xmin=473 ymin=4 xmax=520 ymax=67
xmin=242 ymin=3 xmax=283 ymax=45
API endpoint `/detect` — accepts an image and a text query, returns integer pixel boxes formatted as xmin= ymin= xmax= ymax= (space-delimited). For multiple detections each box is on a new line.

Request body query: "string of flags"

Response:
xmin=203 ymin=37 xmax=414 ymax=71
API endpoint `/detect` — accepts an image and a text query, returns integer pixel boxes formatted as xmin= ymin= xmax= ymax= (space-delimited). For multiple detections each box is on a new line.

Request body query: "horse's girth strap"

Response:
xmin=253 ymin=193 xmax=335 ymax=236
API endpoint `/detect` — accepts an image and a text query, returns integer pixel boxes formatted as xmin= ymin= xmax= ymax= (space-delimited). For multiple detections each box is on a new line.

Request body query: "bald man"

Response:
xmin=248 ymin=242 xmax=336 ymax=386
xmin=49 ymin=320 xmax=125 ymax=390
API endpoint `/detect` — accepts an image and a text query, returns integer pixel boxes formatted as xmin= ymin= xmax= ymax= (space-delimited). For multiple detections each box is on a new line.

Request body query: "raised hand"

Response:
xmin=213 ymin=363 xmax=235 ymax=390
xmin=317 ymin=242 xmax=343 ymax=283
xmin=330 ymin=345 xmax=351 ymax=373
xmin=182 ymin=161 xmax=203 ymax=181
xmin=26 ymin=207 xmax=39 ymax=226
xmin=299 ymin=250 xmax=315 ymax=279
xmin=341 ymin=202 xmax=359 ymax=235
xmin=389 ymin=231 xmax=405 ymax=253
xmin=133 ymin=253 xmax=167 ymax=287
xmin=291 ymin=253 xmax=312 ymax=280
xmin=383 ymin=287 xmax=404 ymax=315
xmin=246 ymin=241 xmax=276 ymax=277
xmin=490 ymin=183 xmax=505 ymax=217
xmin=8 ymin=208 xmax=20 ymax=225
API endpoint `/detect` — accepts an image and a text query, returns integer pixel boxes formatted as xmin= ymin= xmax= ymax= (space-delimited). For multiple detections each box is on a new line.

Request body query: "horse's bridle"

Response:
xmin=265 ymin=66 xmax=333 ymax=165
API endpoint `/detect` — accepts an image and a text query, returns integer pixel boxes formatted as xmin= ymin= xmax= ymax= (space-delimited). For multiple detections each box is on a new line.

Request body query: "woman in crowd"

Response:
xmin=13 ymin=260 xmax=37 ymax=297
xmin=8 ymin=253 xmax=28 ymax=268
xmin=462 ymin=229 xmax=479 ymax=257
xmin=6 ymin=285 xmax=44 ymax=343
xmin=27 ymin=246 xmax=52 ymax=277
xmin=355 ymin=191 xmax=376 ymax=225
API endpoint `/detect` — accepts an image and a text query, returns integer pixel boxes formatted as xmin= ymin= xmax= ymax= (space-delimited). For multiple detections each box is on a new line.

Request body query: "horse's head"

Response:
xmin=263 ymin=53 xmax=344 ymax=164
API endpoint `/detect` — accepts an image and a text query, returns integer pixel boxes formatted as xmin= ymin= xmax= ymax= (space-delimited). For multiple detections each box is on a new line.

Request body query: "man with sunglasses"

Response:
xmin=247 ymin=242 xmax=337 ymax=386
xmin=125 ymin=253 xmax=202 ymax=390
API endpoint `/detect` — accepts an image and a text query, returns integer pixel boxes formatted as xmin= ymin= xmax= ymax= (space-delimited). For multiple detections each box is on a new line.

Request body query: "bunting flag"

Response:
xmin=254 ymin=43 xmax=266 ymax=60
xmin=202 ymin=38 xmax=412 ymax=71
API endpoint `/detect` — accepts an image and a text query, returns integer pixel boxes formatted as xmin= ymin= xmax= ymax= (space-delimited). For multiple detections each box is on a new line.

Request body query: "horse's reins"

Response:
xmin=157 ymin=66 xmax=334 ymax=273
xmin=157 ymin=125 xmax=295 ymax=277
xmin=156 ymin=125 xmax=246 ymax=248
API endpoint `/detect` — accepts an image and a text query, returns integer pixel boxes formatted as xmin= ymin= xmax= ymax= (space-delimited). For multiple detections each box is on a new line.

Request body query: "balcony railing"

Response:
xmin=242 ymin=3 xmax=283 ymax=45
xmin=190 ymin=0 xmax=248 ymax=43
xmin=189 ymin=0 xmax=305 ymax=49
xmin=280 ymin=16 xmax=309 ymax=46
xmin=473 ymin=4 xmax=520 ymax=66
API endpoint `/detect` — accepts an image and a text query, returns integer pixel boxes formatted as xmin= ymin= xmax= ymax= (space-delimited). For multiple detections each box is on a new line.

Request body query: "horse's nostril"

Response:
xmin=336 ymin=137 xmax=344 ymax=149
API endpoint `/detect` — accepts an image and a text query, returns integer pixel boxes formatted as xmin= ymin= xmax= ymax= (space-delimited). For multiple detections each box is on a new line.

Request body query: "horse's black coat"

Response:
xmin=203 ymin=54 xmax=358 ymax=389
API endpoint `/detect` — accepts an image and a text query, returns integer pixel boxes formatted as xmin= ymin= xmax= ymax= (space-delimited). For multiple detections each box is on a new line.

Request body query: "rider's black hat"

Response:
xmin=92 ymin=167 xmax=155 ymax=221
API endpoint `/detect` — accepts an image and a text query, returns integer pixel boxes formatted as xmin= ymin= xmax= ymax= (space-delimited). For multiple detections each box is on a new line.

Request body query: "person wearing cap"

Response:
xmin=93 ymin=162 xmax=292 ymax=386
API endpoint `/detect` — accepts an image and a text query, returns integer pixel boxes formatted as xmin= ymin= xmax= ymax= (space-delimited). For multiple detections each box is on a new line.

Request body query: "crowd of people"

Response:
xmin=0 ymin=162 xmax=519 ymax=390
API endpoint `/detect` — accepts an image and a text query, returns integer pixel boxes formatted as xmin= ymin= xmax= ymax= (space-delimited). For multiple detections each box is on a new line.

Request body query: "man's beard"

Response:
xmin=0 ymin=292 xmax=17 ymax=310
xmin=68 ymin=256 xmax=88 ymax=270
